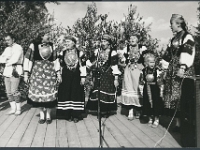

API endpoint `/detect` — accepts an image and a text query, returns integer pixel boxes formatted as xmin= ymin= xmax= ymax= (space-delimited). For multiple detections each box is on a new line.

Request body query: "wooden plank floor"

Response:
xmin=0 ymin=96 xmax=181 ymax=148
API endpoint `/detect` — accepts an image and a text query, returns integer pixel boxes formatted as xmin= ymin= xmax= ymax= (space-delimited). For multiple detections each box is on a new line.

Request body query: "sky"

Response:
xmin=46 ymin=1 xmax=199 ymax=47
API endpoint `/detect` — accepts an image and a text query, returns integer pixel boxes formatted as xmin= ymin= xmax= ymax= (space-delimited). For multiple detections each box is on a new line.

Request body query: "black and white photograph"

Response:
xmin=0 ymin=1 xmax=200 ymax=148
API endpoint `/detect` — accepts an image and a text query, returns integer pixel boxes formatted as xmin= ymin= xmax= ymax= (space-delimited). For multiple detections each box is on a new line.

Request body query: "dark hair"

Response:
xmin=4 ymin=33 xmax=15 ymax=40
xmin=129 ymin=33 xmax=140 ymax=41
xmin=181 ymin=21 xmax=188 ymax=32
xmin=171 ymin=17 xmax=188 ymax=32
xmin=32 ymin=32 xmax=45 ymax=44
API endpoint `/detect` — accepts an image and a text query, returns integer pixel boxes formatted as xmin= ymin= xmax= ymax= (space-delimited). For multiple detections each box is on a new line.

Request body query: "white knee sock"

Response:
xmin=129 ymin=109 xmax=133 ymax=117
xmin=39 ymin=109 xmax=45 ymax=119
xmin=46 ymin=108 xmax=51 ymax=119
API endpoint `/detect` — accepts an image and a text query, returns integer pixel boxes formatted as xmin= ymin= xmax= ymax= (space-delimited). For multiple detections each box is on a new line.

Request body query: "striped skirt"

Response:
xmin=57 ymin=66 xmax=85 ymax=117
xmin=86 ymin=67 xmax=117 ymax=112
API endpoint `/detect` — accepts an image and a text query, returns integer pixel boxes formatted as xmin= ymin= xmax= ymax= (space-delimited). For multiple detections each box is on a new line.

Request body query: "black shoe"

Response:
xmin=73 ymin=118 xmax=79 ymax=123
xmin=46 ymin=118 xmax=52 ymax=124
xmin=65 ymin=116 xmax=72 ymax=122
xmin=172 ymin=126 xmax=180 ymax=132
xmin=38 ymin=118 xmax=45 ymax=124
xmin=69 ymin=118 xmax=73 ymax=122
xmin=104 ymin=112 xmax=110 ymax=118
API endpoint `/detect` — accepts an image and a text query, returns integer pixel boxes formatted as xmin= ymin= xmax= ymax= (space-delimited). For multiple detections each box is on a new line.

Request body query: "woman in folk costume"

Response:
xmin=119 ymin=34 xmax=144 ymax=120
xmin=160 ymin=14 xmax=195 ymax=132
xmin=88 ymin=36 xmax=101 ymax=63
xmin=85 ymin=36 xmax=101 ymax=98
xmin=0 ymin=33 xmax=24 ymax=115
xmin=57 ymin=36 xmax=86 ymax=123
xmin=139 ymin=53 xmax=164 ymax=128
xmin=23 ymin=33 xmax=62 ymax=124
xmin=86 ymin=34 xmax=121 ymax=117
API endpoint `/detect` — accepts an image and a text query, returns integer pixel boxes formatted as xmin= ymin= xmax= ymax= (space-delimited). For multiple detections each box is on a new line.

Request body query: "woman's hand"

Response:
xmin=80 ymin=78 xmax=86 ymax=86
xmin=160 ymin=92 xmax=163 ymax=98
xmin=57 ymin=75 xmax=62 ymax=83
xmin=176 ymin=68 xmax=185 ymax=78
xmin=24 ymin=76 xmax=29 ymax=84
xmin=114 ymin=79 xmax=119 ymax=88
xmin=90 ymin=81 xmax=94 ymax=89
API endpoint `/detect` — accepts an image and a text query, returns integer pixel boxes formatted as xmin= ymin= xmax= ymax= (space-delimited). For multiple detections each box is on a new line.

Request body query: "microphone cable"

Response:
xmin=154 ymin=76 xmax=186 ymax=147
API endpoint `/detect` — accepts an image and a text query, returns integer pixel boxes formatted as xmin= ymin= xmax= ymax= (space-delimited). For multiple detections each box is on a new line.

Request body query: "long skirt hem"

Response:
xmin=56 ymin=109 xmax=83 ymax=119
xmin=86 ymin=99 xmax=117 ymax=112
xmin=27 ymin=98 xmax=57 ymax=108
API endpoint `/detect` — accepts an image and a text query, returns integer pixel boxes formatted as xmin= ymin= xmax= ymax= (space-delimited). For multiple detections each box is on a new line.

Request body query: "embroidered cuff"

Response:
xmin=114 ymin=75 xmax=119 ymax=80
xmin=24 ymin=71 xmax=30 ymax=77
xmin=80 ymin=66 xmax=87 ymax=77
xmin=86 ymin=60 xmax=93 ymax=68
xmin=179 ymin=64 xmax=188 ymax=71
xmin=56 ymin=70 xmax=61 ymax=76
xmin=181 ymin=39 xmax=194 ymax=55
xmin=161 ymin=59 xmax=169 ymax=70
xmin=111 ymin=65 xmax=121 ymax=75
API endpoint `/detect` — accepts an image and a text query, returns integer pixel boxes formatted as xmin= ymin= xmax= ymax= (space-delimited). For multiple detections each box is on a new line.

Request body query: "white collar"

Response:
xmin=9 ymin=43 xmax=16 ymax=48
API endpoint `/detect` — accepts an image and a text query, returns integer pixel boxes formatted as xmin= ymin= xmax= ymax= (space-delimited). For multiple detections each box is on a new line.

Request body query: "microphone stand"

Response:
xmin=96 ymin=47 xmax=103 ymax=148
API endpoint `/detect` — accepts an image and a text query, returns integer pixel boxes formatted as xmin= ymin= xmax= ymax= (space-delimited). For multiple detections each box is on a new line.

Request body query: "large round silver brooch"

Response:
xmin=146 ymin=74 xmax=154 ymax=82
xmin=64 ymin=51 xmax=78 ymax=70
xmin=39 ymin=46 xmax=52 ymax=60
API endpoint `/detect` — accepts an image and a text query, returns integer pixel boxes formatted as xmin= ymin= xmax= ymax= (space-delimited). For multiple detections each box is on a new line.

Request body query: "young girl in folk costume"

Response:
xmin=86 ymin=34 xmax=121 ymax=117
xmin=140 ymin=53 xmax=164 ymax=128
xmin=57 ymin=36 xmax=86 ymax=123
xmin=160 ymin=14 xmax=195 ymax=132
xmin=119 ymin=34 xmax=144 ymax=120
xmin=24 ymin=33 xmax=62 ymax=124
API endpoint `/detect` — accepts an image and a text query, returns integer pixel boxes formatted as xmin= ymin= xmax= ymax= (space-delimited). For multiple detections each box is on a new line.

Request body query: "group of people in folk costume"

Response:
xmin=0 ymin=14 xmax=196 ymax=131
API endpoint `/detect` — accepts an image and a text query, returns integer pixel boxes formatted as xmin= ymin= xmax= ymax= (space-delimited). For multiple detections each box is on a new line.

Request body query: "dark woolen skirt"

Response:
xmin=142 ymin=84 xmax=164 ymax=116
xmin=86 ymin=67 xmax=117 ymax=113
xmin=57 ymin=66 xmax=85 ymax=119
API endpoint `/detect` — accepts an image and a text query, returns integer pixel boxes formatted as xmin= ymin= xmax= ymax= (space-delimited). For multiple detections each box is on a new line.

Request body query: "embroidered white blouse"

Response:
xmin=0 ymin=43 xmax=24 ymax=77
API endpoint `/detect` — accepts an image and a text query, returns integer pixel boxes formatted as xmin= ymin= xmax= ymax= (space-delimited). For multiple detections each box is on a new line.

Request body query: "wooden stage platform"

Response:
xmin=0 ymin=95 xmax=181 ymax=148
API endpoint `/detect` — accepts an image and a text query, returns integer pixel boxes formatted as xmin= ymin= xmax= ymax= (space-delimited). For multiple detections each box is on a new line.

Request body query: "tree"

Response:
xmin=0 ymin=1 xmax=60 ymax=97
xmin=119 ymin=4 xmax=159 ymax=52
xmin=70 ymin=3 xmax=160 ymax=96
xmin=72 ymin=3 xmax=101 ymax=53
xmin=71 ymin=3 xmax=159 ymax=53
xmin=0 ymin=1 xmax=58 ymax=54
